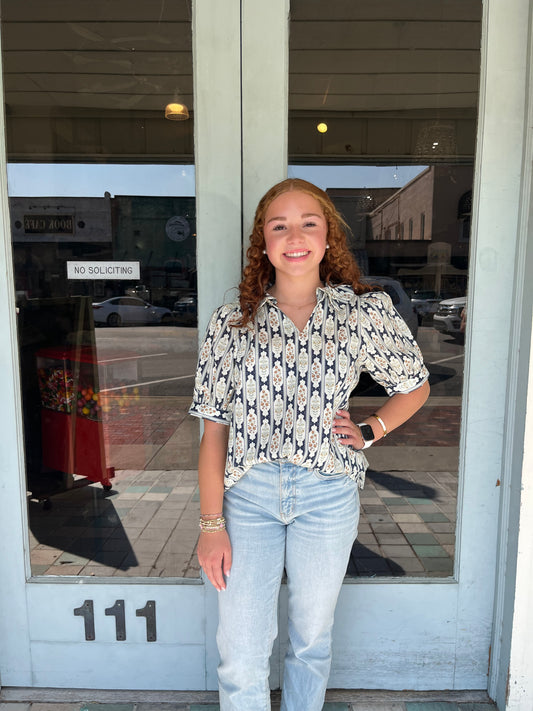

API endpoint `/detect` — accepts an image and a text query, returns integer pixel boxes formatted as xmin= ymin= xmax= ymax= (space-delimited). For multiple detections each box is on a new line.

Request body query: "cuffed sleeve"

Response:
xmin=189 ymin=304 xmax=239 ymax=424
xmin=358 ymin=291 xmax=429 ymax=396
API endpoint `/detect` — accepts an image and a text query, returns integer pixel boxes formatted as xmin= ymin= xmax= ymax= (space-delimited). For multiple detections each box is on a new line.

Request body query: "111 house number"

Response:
xmin=74 ymin=600 xmax=156 ymax=641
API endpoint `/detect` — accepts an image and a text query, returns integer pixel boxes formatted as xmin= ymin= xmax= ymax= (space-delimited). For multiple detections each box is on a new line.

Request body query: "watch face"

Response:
xmin=359 ymin=423 xmax=375 ymax=442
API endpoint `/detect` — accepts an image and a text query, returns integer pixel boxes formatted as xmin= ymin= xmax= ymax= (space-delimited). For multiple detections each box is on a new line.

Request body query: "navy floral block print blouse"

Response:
xmin=189 ymin=284 xmax=429 ymax=489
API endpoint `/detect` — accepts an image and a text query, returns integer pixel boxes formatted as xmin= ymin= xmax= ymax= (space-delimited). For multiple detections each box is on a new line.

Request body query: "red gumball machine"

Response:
xmin=36 ymin=345 xmax=115 ymax=489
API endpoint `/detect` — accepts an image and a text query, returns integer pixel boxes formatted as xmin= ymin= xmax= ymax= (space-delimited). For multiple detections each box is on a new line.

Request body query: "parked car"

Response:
xmin=125 ymin=284 xmax=150 ymax=301
xmin=362 ymin=276 xmax=418 ymax=339
xmin=433 ymin=296 xmax=467 ymax=337
xmin=92 ymin=296 xmax=173 ymax=327
xmin=410 ymin=289 xmax=454 ymax=325
xmin=173 ymin=294 xmax=197 ymax=325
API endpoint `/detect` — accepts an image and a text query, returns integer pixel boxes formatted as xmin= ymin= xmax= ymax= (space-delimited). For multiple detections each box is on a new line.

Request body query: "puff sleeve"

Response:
xmin=189 ymin=304 xmax=239 ymax=424
xmin=358 ymin=291 xmax=429 ymax=396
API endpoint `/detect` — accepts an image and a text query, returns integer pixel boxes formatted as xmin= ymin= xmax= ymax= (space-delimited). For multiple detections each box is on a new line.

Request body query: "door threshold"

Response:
xmin=0 ymin=687 xmax=493 ymax=705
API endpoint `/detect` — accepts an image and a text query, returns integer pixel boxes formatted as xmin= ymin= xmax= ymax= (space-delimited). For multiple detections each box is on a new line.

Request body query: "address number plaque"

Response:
xmin=74 ymin=600 xmax=157 ymax=642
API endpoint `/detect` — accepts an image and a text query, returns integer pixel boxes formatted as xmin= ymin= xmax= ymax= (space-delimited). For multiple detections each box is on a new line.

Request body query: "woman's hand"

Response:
xmin=197 ymin=529 xmax=232 ymax=592
xmin=332 ymin=381 xmax=430 ymax=451
xmin=332 ymin=409 xmax=365 ymax=450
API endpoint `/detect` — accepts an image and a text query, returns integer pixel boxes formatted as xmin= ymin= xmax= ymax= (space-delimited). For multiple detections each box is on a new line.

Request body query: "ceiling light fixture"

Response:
xmin=165 ymin=103 xmax=189 ymax=121
xmin=414 ymin=121 xmax=456 ymax=157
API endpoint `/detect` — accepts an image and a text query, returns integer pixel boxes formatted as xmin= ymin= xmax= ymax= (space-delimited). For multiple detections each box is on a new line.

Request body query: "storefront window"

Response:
xmin=1 ymin=0 xmax=482 ymax=582
xmin=289 ymin=0 xmax=481 ymax=577
xmin=2 ymin=0 xmax=200 ymax=577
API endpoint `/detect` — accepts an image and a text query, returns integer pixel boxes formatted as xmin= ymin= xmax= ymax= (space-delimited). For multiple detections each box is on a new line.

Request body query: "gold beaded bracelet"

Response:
xmin=199 ymin=515 xmax=226 ymax=533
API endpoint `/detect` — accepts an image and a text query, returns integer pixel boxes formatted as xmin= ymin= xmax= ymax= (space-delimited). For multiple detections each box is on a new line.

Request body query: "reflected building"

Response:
xmin=10 ymin=194 xmax=197 ymax=308
xmin=329 ymin=165 xmax=472 ymax=297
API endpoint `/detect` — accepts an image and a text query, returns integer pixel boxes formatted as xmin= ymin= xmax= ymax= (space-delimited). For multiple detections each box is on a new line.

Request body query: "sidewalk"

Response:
xmin=0 ymin=690 xmax=498 ymax=711
xmin=28 ymin=396 xmax=462 ymax=579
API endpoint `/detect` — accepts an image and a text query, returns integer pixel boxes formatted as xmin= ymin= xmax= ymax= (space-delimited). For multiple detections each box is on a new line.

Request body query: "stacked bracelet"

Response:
xmin=199 ymin=515 xmax=226 ymax=533
xmin=372 ymin=413 xmax=388 ymax=437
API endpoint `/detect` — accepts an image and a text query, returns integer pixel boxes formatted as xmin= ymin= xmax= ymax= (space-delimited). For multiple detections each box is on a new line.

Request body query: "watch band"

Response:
xmin=357 ymin=422 xmax=375 ymax=449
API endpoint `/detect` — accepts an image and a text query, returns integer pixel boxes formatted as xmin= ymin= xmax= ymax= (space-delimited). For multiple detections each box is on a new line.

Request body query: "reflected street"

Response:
xmin=94 ymin=323 xmax=465 ymax=401
xmin=95 ymin=325 xmax=198 ymax=398
xmin=417 ymin=326 xmax=464 ymax=398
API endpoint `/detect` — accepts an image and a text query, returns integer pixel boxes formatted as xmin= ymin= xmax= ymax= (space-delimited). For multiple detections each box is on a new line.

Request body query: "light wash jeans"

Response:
xmin=216 ymin=460 xmax=360 ymax=711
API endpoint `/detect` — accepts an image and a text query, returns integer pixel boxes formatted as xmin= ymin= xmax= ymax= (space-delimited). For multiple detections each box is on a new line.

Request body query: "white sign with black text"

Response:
xmin=67 ymin=261 xmax=141 ymax=280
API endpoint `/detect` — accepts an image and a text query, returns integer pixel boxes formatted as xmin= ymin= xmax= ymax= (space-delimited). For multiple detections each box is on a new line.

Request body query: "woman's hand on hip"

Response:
xmin=332 ymin=409 xmax=364 ymax=450
xmin=197 ymin=530 xmax=232 ymax=592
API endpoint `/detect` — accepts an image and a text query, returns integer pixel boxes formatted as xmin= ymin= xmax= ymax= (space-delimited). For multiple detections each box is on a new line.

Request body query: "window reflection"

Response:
xmin=14 ymin=176 xmax=200 ymax=578
xmin=289 ymin=0 xmax=481 ymax=577
xmin=2 ymin=0 xmax=201 ymax=578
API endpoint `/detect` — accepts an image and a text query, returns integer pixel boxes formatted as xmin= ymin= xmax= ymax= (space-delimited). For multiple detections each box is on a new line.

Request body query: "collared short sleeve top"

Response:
xmin=189 ymin=284 xmax=428 ymax=489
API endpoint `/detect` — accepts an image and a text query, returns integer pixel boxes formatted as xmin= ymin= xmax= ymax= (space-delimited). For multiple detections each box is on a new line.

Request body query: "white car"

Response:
xmin=433 ymin=296 xmax=467 ymax=336
xmin=92 ymin=296 xmax=173 ymax=327
xmin=410 ymin=289 xmax=454 ymax=325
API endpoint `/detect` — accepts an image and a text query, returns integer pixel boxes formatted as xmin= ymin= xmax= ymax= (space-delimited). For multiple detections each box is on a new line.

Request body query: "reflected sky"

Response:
xmin=7 ymin=163 xmax=427 ymax=198
xmin=7 ymin=164 xmax=197 ymax=198
xmin=289 ymin=164 xmax=428 ymax=191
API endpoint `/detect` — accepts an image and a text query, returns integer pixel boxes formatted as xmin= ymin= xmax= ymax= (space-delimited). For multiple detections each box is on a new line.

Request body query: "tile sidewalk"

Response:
xmin=29 ymin=464 xmax=457 ymax=579
xmin=28 ymin=397 xmax=461 ymax=579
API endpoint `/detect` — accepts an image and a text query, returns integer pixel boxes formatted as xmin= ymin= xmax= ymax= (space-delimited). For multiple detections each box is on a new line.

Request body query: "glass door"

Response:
xmin=268 ymin=0 xmax=498 ymax=690
xmin=0 ymin=0 xmax=241 ymax=689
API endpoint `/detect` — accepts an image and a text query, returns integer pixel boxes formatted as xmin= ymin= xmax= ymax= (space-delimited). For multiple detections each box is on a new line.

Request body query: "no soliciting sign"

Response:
xmin=67 ymin=261 xmax=140 ymax=280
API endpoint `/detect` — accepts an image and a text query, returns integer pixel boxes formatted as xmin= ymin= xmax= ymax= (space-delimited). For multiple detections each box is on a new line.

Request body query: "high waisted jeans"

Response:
xmin=216 ymin=461 xmax=360 ymax=711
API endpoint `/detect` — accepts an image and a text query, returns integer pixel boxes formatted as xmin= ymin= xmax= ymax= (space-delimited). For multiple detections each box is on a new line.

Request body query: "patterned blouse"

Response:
xmin=189 ymin=284 xmax=429 ymax=489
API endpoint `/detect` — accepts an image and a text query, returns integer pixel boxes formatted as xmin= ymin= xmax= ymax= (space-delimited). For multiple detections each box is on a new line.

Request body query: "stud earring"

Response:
xmin=263 ymin=250 xmax=267 ymax=255
xmin=326 ymin=244 xmax=330 ymax=249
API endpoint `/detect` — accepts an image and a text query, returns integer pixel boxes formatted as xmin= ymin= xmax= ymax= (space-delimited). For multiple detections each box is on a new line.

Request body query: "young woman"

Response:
xmin=189 ymin=178 xmax=430 ymax=711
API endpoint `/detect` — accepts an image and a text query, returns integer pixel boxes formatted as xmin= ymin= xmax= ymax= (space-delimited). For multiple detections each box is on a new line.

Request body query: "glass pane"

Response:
xmin=289 ymin=0 xmax=481 ymax=577
xmin=2 ymin=0 xmax=201 ymax=578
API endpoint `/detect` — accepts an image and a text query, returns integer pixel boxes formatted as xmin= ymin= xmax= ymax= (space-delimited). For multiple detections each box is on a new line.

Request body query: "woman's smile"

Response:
xmin=284 ymin=249 xmax=311 ymax=260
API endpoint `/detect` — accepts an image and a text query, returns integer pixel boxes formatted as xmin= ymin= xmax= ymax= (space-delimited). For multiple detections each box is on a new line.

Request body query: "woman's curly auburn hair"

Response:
xmin=234 ymin=178 xmax=373 ymax=326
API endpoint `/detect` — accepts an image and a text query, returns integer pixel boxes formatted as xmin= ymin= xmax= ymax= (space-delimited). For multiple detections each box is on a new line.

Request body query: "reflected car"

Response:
xmin=410 ymin=289 xmax=453 ymax=325
xmin=173 ymin=294 xmax=197 ymax=325
xmin=125 ymin=284 xmax=150 ymax=301
xmin=362 ymin=276 xmax=418 ymax=339
xmin=433 ymin=296 xmax=467 ymax=336
xmin=92 ymin=296 xmax=173 ymax=327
